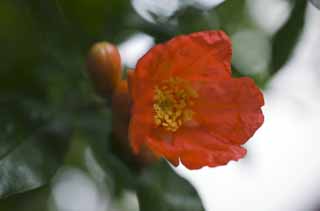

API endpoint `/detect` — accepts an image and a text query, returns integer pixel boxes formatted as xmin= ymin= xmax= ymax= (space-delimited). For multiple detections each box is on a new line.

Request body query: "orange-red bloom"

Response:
xmin=128 ymin=31 xmax=264 ymax=170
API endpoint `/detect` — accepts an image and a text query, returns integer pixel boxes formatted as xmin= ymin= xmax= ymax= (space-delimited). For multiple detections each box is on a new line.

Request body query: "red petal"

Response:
xmin=145 ymin=126 xmax=246 ymax=169
xmin=193 ymin=77 xmax=264 ymax=145
xmin=129 ymin=78 xmax=154 ymax=109
xmin=135 ymin=43 xmax=173 ymax=83
xmin=133 ymin=31 xmax=232 ymax=89
xmin=175 ymin=127 xmax=246 ymax=169
xmin=146 ymin=136 xmax=180 ymax=166
xmin=170 ymin=30 xmax=232 ymax=81
xmin=129 ymin=109 xmax=154 ymax=153
xmin=146 ymin=127 xmax=180 ymax=166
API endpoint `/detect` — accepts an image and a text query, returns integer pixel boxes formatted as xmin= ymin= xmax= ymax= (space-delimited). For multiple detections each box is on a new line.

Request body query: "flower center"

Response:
xmin=153 ymin=77 xmax=198 ymax=132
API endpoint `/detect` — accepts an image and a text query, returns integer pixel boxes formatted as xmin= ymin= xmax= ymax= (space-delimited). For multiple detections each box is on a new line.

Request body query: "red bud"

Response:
xmin=87 ymin=42 xmax=122 ymax=98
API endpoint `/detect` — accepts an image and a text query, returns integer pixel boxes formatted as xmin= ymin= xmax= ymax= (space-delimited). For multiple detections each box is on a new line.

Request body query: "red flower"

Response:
xmin=128 ymin=31 xmax=264 ymax=170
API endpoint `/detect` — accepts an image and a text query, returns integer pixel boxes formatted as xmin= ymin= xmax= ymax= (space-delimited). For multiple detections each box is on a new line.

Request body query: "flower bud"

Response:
xmin=87 ymin=42 xmax=122 ymax=98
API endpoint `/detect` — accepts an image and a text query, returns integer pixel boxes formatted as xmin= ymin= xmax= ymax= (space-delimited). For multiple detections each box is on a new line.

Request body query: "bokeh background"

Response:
xmin=1 ymin=0 xmax=320 ymax=210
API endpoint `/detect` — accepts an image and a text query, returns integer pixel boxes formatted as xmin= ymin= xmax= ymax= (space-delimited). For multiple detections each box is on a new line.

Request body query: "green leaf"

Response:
xmin=271 ymin=0 xmax=307 ymax=74
xmin=0 ymin=186 xmax=50 ymax=211
xmin=137 ymin=160 xmax=205 ymax=211
xmin=216 ymin=0 xmax=251 ymax=34
xmin=89 ymin=132 xmax=205 ymax=211
xmin=89 ymin=135 xmax=137 ymax=197
xmin=176 ymin=7 xmax=220 ymax=34
xmin=76 ymin=107 xmax=136 ymax=196
xmin=0 ymin=116 xmax=71 ymax=199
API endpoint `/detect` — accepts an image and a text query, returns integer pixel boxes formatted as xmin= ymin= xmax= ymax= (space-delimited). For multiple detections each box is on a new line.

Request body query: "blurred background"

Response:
xmin=1 ymin=0 xmax=320 ymax=210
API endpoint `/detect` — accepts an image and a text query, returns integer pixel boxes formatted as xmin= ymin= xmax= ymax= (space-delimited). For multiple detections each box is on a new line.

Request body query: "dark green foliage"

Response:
xmin=89 ymin=134 xmax=205 ymax=210
xmin=0 ymin=110 xmax=71 ymax=198
xmin=0 ymin=187 xmax=50 ymax=211
xmin=271 ymin=0 xmax=307 ymax=74
xmin=89 ymin=133 xmax=137 ymax=196
xmin=137 ymin=160 xmax=205 ymax=211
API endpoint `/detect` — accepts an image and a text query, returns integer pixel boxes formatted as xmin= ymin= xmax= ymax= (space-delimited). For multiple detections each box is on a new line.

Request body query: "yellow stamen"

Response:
xmin=153 ymin=77 xmax=198 ymax=132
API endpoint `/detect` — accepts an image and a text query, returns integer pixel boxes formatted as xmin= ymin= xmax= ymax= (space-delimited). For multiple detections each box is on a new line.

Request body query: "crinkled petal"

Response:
xmin=129 ymin=79 xmax=154 ymax=109
xmin=129 ymin=108 xmax=154 ymax=153
xmin=146 ymin=128 xmax=179 ymax=166
xmin=170 ymin=30 xmax=232 ymax=81
xmin=146 ymin=126 xmax=246 ymax=169
xmin=133 ymin=31 xmax=231 ymax=93
xmin=193 ymin=77 xmax=264 ymax=145
xmin=146 ymin=136 xmax=180 ymax=166
xmin=135 ymin=44 xmax=172 ymax=84
xmin=175 ymin=127 xmax=246 ymax=169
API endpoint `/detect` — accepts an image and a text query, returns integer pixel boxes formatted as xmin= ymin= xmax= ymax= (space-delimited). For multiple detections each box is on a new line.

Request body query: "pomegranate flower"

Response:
xmin=128 ymin=31 xmax=264 ymax=170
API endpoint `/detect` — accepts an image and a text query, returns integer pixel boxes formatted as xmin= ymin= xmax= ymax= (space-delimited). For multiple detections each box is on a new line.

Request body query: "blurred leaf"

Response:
xmin=271 ymin=0 xmax=307 ymax=74
xmin=177 ymin=7 xmax=220 ymax=33
xmin=309 ymin=0 xmax=320 ymax=9
xmin=137 ymin=160 xmax=205 ymax=211
xmin=0 ymin=186 xmax=50 ymax=211
xmin=54 ymin=0 xmax=131 ymax=39
xmin=89 ymin=135 xmax=137 ymax=197
xmin=73 ymin=104 xmax=135 ymax=196
xmin=0 ymin=113 xmax=71 ymax=198
xmin=89 ymin=131 xmax=205 ymax=211
xmin=216 ymin=0 xmax=252 ymax=34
